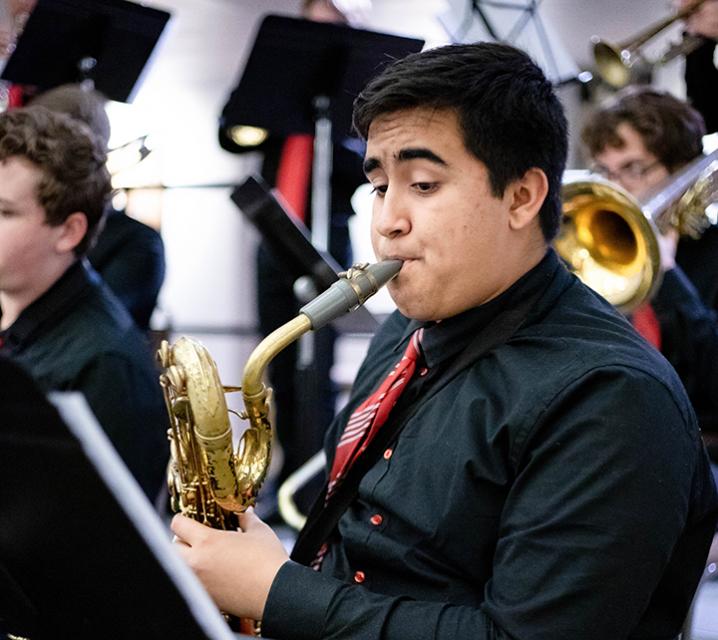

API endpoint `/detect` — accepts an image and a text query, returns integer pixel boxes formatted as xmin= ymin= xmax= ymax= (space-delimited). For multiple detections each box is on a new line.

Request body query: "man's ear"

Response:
xmin=55 ymin=212 xmax=88 ymax=254
xmin=507 ymin=167 xmax=549 ymax=231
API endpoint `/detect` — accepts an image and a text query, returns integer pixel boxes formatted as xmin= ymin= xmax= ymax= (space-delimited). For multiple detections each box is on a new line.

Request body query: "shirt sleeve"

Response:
xmin=90 ymin=219 xmax=166 ymax=330
xmin=73 ymin=350 xmax=168 ymax=499
xmin=652 ymin=266 xmax=718 ymax=431
xmin=262 ymin=365 xmax=710 ymax=639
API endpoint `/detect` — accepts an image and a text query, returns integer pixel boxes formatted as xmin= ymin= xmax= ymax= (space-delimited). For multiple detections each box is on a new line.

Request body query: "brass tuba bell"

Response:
xmin=556 ymin=148 xmax=718 ymax=312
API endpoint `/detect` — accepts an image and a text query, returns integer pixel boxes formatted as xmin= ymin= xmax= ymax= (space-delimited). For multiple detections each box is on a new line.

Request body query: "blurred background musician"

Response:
xmin=28 ymin=84 xmax=166 ymax=335
xmin=581 ymin=87 xmax=718 ymax=458
xmin=218 ymin=0 xmax=366 ymax=521
xmin=0 ymin=106 xmax=167 ymax=501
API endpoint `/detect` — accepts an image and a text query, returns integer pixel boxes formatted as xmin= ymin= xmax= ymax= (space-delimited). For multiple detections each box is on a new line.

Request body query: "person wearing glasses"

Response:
xmin=582 ymin=86 xmax=718 ymax=459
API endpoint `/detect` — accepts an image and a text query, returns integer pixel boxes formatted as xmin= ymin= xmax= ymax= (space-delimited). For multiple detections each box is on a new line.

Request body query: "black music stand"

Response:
xmin=231 ymin=174 xmax=377 ymax=334
xmin=220 ymin=14 xmax=423 ymax=253
xmin=224 ymin=18 xmax=421 ymax=513
xmin=0 ymin=357 xmax=243 ymax=640
xmin=0 ymin=0 xmax=171 ymax=102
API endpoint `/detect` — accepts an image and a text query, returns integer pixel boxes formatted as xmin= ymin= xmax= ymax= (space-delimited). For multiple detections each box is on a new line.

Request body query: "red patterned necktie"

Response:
xmin=311 ymin=328 xmax=425 ymax=570
xmin=327 ymin=327 xmax=425 ymax=498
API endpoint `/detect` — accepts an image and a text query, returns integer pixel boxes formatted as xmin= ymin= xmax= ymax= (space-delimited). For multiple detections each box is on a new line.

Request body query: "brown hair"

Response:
xmin=582 ymin=87 xmax=705 ymax=172
xmin=0 ymin=106 xmax=111 ymax=255
xmin=28 ymin=83 xmax=111 ymax=149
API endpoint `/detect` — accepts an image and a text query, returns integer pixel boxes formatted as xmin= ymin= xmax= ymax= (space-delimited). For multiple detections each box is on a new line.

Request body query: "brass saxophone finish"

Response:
xmin=158 ymin=260 xmax=403 ymax=533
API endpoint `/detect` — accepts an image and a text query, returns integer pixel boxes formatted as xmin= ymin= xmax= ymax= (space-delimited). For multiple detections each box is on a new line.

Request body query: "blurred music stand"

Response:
xmin=225 ymin=18 xmax=421 ymax=507
xmin=0 ymin=357 xmax=241 ymax=640
xmin=220 ymin=14 xmax=423 ymax=253
xmin=231 ymin=174 xmax=377 ymax=334
xmin=0 ymin=0 xmax=171 ymax=102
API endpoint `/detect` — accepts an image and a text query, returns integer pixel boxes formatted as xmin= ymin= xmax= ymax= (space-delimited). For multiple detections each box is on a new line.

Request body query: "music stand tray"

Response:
xmin=0 ymin=0 xmax=171 ymax=102
xmin=232 ymin=174 xmax=378 ymax=334
xmin=220 ymin=14 xmax=424 ymax=141
xmin=0 ymin=357 xmax=241 ymax=639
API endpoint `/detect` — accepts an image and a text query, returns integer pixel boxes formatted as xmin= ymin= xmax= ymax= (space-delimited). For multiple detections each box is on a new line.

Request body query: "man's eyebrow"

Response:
xmin=397 ymin=147 xmax=447 ymax=166
xmin=363 ymin=147 xmax=448 ymax=175
xmin=363 ymin=157 xmax=381 ymax=174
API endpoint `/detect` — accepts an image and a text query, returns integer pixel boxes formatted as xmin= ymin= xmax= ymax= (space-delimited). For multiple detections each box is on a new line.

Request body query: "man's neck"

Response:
xmin=0 ymin=256 xmax=77 ymax=330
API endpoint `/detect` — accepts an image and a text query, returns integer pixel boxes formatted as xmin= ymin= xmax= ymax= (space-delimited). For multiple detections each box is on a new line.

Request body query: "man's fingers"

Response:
xmin=170 ymin=513 xmax=208 ymax=543
xmin=173 ymin=539 xmax=193 ymax=563
xmin=238 ymin=506 xmax=264 ymax=532
xmin=172 ymin=534 xmax=191 ymax=547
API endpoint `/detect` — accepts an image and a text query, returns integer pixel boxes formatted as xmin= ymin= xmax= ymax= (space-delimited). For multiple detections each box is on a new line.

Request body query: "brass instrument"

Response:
xmin=158 ymin=260 xmax=402 ymax=528
xmin=556 ymin=149 xmax=718 ymax=312
xmin=592 ymin=0 xmax=708 ymax=88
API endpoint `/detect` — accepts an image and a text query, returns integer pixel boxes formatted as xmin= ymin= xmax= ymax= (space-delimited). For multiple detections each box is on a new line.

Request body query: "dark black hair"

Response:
xmin=353 ymin=42 xmax=568 ymax=241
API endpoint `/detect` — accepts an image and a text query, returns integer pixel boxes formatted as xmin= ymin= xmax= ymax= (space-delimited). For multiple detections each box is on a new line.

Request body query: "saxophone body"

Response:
xmin=158 ymin=260 xmax=402 ymax=532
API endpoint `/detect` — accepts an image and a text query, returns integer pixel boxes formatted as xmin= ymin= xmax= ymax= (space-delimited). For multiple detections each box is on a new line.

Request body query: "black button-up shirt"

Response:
xmin=0 ymin=260 xmax=168 ymax=499
xmin=654 ymin=225 xmax=718 ymax=436
xmin=263 ymin=250 xmax=718 ymax=640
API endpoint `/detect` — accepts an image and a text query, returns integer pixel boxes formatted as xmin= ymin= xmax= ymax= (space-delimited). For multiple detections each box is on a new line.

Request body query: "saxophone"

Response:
xmin=157 ymin=260 xmax=402 ymax=532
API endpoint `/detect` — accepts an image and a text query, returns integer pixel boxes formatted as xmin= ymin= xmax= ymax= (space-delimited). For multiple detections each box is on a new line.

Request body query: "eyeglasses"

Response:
xmin=591 ymin=159 xmax=663 ymax=184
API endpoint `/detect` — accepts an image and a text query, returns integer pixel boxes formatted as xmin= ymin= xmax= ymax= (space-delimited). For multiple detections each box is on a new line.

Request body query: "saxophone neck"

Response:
xmin=242 ymin=260 xmax=402 ymax=396
xmin=299 ymin=260 xmax=403 ymax=330
xmin=242 ymin=315 xmax=311 ymax=397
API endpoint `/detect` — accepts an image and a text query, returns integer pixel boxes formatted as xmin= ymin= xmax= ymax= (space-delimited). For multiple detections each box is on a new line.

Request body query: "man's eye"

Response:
xmin=371 ymin=184 xmax=387 ymax=196
xmin=413 ymin=182 xmax=438 ymax=193
xmin=623 ymin=162 xmax=645 ymax=177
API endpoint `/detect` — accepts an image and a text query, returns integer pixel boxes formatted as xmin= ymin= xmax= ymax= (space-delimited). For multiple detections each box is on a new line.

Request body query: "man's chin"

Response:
xmin=391 ymin=295 xmax=436 ymax=322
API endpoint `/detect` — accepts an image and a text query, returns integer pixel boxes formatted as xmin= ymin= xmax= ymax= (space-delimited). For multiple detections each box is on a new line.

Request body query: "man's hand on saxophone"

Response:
xmin=171 ymin=508 xmax=289 ymax=621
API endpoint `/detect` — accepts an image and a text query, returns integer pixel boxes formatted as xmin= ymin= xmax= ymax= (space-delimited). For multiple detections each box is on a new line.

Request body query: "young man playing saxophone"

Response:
xmin=172 ymin=42 xmax=718 ymax=639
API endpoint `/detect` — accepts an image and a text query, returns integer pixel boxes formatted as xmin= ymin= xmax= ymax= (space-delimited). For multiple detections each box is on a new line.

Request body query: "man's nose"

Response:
xmin=373 ymin=188 xmax=411 ymax=238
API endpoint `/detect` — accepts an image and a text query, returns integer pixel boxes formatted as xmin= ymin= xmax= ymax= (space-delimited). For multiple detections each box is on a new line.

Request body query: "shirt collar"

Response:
xmin=0 ymin=259 xmax=97 ymax=353
xmin=397 ymin=249 xmax=561 ymax=369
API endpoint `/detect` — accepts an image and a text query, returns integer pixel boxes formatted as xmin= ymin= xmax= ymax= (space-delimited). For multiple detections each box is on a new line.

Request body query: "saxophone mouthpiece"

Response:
xmin=300 ymin=260 xmax=402 ymax=330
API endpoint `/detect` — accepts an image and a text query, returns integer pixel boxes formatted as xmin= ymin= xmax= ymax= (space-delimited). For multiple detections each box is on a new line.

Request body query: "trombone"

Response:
xmin=556 ymin=147 xmax=718 ymax=312
xmin=592 ymin=0 xmax=709 ymax=88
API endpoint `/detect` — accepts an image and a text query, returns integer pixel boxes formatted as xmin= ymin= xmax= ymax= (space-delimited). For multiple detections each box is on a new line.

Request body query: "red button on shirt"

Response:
xmin=383 ymin=448 xmax=393 ymax=460
xmin=353 ymin=570 xmax=366 ymax=583
xmin=370 ymin=514 xmax=383 ymax=526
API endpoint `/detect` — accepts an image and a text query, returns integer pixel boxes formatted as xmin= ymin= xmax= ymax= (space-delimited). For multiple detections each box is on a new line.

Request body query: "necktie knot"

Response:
xmin=403 ymin=327 xmax=424 ymax=363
